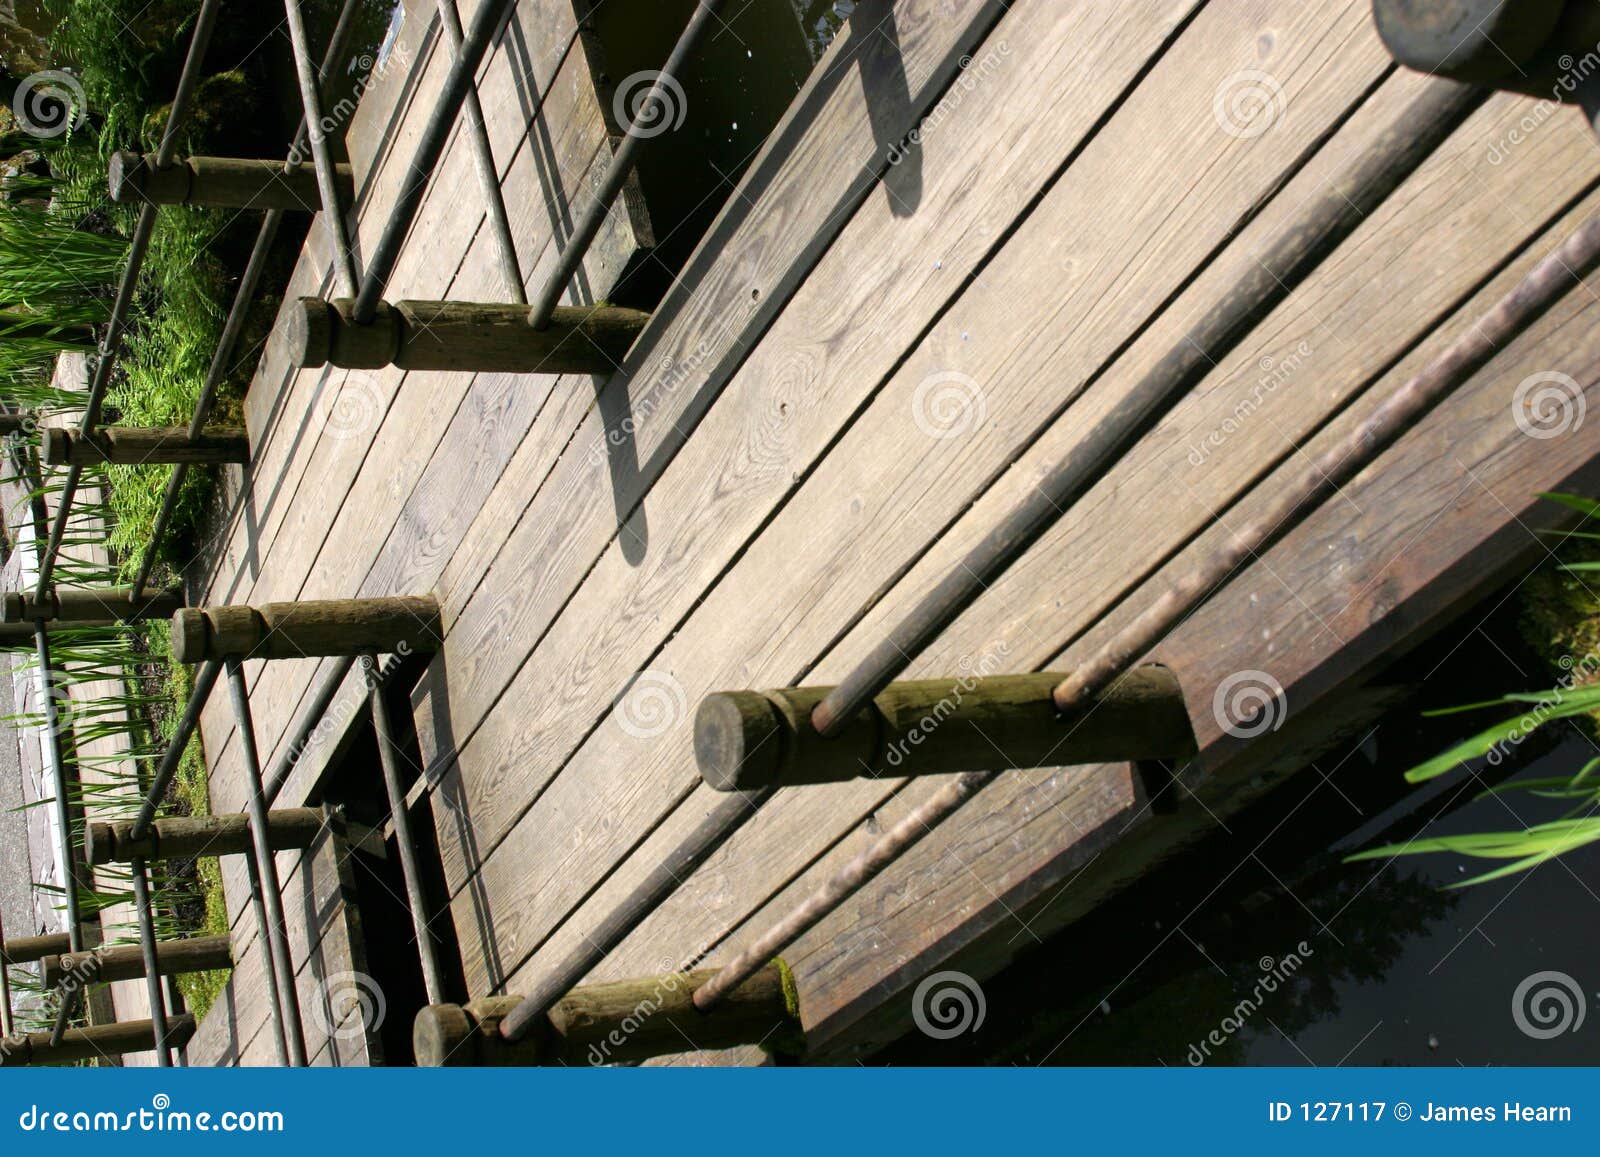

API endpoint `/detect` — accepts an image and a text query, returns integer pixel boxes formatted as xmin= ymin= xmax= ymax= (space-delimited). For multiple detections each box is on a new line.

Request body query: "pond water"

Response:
xmin=878 ymin=599 xmax=1600 ymax=1066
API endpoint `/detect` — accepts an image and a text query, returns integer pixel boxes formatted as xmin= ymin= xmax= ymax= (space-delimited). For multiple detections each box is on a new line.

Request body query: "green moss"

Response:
xmin=760 ymin=957 xmax=807 ymax=1060
xmin=1519 ymin=532 xmax=1600 ymax=736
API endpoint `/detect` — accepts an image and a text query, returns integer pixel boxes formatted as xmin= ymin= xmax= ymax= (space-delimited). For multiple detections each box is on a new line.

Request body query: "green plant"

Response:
xmin=1349 ymin=493 xmax=1600 ymax=885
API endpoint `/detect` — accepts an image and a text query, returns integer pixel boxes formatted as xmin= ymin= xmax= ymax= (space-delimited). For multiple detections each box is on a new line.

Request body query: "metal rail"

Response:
xmin=808 ymin=77 xmax=1485 ymax=735
xmin=369 ymin=671 xmax=446 ymax=1003
xmin=526 ymin=0 xmax=726 ymax=327
xmin=690 ymin=209 xmax=1600 ymax=1014
xmin=437 ymin=0 xmax=525 ymax=303
xmin=130 ymin=0 xmax=366 ymax=599
xmin=226 ymin=658 xmax=309 ymax=1066
xmin=130 ymin=859 xmax=171 ymax=1066
xmin=354 ymin=0 xmax=517 ymax=322
xmin=283 ymin=0 xmax=360 ymax=297
xmin=34 ymin=0 xmax=223 ymax=598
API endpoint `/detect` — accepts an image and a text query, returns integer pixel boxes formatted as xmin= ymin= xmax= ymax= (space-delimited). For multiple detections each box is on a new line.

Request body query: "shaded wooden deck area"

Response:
xmin=187 ymin=0 xmax=1600 ymax=1064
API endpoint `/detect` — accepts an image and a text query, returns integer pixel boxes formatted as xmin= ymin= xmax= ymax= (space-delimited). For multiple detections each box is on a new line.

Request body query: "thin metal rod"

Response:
xmin=131 ymin=0 xmax=365 ymax=599
xmin=497 ymin=787 xmax=770 ymax=1042
xmin=283 ymin=0 xmax=360 ymax=297
xmin=696 ymin=771 xmax=992 ymax=1010
xmin=226 ymin=657 xmax=308 ymax=1066
xmin=355 ymin=0 xmax=517 ymax=322
xmin=810 ymin=78 xmax=1486 ymax=736
xmin=1056 ymin=211 xmax=1600 ymax=707
xmin=369 ymin=668 xmax=446 ymax=1003
xmin=130 ymin=858 xmax=172 ymax=1066
xmin=244 ymin=850 xmax=291 ymax=1066
xmin=437 ymin=0 xmax=524 ymax=303
xmin=35 ymin=0 xmax=223 ymax=597
xmin=526 ymin=0 xmax=727 ymax=328
xmin=132 ymin=660 xmax=222 ymax=839
xmin=265 ymin=654 xmax=358 ymax=804
xmin=33 ymin=625 xmax=82 ymax=953
xmin=697 ymin=209 xmax=1600 ymax=1013
xmin=0 ymin=895 xmax=12 ymax=1039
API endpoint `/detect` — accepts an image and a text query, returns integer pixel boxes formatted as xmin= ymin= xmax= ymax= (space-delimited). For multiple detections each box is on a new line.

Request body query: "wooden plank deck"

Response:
xmin=184 ymin=0 xmax=1600 ymax=1063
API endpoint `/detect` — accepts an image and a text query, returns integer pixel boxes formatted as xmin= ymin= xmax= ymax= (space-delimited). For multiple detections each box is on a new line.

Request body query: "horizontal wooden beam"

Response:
xmin=413 ymin=962 xmax=802 ymax=1066
xmin=40 ymin=935 xmax=234 ymax=987
xmin=288 ymin=298 xmax=651 ymax=373
xmin=3 ymin=586 xmax=185 ymax=625
xmin=1 ymin=932 xmax=70 ymax=966
xmin=108 ymin=151 xmax=353 ymax=210
xmin=695 ymin=667 xmax=1196 ymax=791
xmin=42 ymin=425 xmax=250 ymax=466
xmin=170 ymin=595 xmax=441 ymax=662
xmin=86 ymin=809 xmax=325 ymax=866
xmin=1 ymin=1014 xmax=196 ymax=1066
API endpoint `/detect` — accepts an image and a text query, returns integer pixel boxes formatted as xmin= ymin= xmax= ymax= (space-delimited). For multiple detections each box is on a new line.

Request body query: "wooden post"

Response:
xmin=288 ymin=297 xmax=651 ymax=374
xmin=1 ymin=933 xmax=71 ymax=966
xmin=108 ymin=151 xmax=354 ymax=211
xmin=2 ymin=586 xmax=185 ymax=625
xmin=1 ymin=1014 xmax=196 ymax=1066
xmin=170 ymin=595 xmax=441 ymax=663
xmin=413 ymin=962 xmax=803 ymax=1066
xmin=41 ymin=935 xmax=233 ymax=987
xmin=85 ymin=808 xmax=325 ymax=866
xmin=42 ymin=425 xmax=250 ymax=466
xmin=0 ymin=413 xmax=34 ymax=435
xmin=695 ymin=667 xmax=1197 ymax=791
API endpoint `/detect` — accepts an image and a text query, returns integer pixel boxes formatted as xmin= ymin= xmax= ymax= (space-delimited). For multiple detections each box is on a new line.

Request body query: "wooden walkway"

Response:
xmin=186 ymin=0 xmax=1600 ymax=1063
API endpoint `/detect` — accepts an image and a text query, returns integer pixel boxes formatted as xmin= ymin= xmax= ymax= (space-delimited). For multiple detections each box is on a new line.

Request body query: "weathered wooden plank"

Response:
xmin=430 ymin=0 xmax=1396 ymax=992
xmin=545 ymin=141 xmax=1600 ymax=1064
xmin=198 ymin=36 xmax=617 ymax=800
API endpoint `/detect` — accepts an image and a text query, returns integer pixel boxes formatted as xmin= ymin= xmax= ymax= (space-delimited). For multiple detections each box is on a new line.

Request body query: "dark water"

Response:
xmin=879 ymin=604 xmax=1600 ymax=1066
xmin=587 ymin=0 xmax=848 ymax=303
